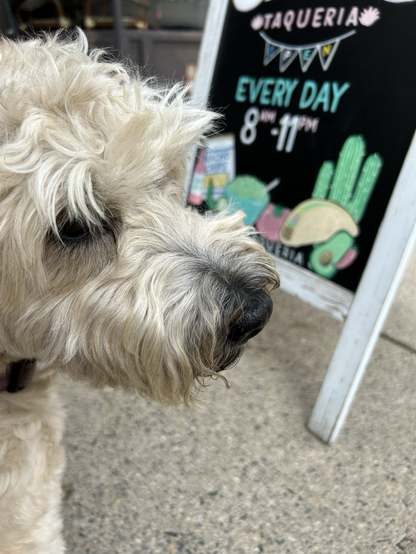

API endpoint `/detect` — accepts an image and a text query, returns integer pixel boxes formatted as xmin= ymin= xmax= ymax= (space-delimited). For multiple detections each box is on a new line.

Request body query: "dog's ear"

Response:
xmin=104 ymin=84 xmax=219 ymax=189
xmin=158 ymin=97 xmax=220 ymax=183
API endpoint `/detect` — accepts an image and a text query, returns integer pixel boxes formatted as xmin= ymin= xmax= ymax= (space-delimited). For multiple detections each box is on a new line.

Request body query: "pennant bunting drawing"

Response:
xmin=260 ymin=30 xmax=356 ymax=72
xmin=299 ymin=47 xmax=318 ymax=72
xmin=264 ymin=41 xmax=280 ymax=65
xmin=318 ymin=40 xmax=341 ymax=70
xmin=279 ymin=48 xmax=298 ymax=72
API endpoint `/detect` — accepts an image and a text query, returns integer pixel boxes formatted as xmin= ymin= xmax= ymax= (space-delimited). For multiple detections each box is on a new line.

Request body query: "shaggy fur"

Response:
xmin=0 ymin=30 xmax=279 ymax=553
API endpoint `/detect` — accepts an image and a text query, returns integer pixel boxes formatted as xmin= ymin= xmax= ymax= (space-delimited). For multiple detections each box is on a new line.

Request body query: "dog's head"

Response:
xmin=0 ymin=30 xmax=279 ymax=404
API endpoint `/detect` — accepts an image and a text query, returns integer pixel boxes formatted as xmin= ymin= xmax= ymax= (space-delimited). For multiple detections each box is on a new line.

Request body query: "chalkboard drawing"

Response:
xmin=206 ymin=175 xmax=269 ymax=225
xmin=188 ymin=150 xmax=206 ymax=205
xmin=260 ymin=30 xmax=356 ymax=71
xmin=309 ymin=231 xmax=357 ymax=278
xmin=188 ymin=134 xmax=236 ymax=206
xmin=279 ymin=198 xmax=359 ymax=246
xmin=358 ymin=7 xmax=380 ymax=25
xmin=280 ymin=135 xmax=383 ymax=278
xmin=251 ymin=15 xmax=264 ymax=30
xmin=256 ymin=203 xmax=291 ymax=242
xmin=205 ymin=175 xmax=281 ymax=225
xmin=225 ymin=175 xmax=271 ymax=225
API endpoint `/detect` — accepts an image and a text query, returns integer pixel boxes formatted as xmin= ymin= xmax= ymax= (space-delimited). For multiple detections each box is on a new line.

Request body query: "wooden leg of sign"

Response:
xmin=308 ymin=133 xmax=416 ymax=443
xmin=308 ymin=226 xmax=416 ymax=443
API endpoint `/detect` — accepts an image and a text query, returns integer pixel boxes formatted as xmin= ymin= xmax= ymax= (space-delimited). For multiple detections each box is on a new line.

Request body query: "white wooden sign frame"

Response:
xmin=188 ymin=0 xmax=416 ymax=442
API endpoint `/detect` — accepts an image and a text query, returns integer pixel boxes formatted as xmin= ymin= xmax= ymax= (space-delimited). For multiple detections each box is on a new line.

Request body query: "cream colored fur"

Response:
xmin=0 ymin=30 xmax=279 ymax=553
xmin=0 ymin=364 xmax=65 ymax=553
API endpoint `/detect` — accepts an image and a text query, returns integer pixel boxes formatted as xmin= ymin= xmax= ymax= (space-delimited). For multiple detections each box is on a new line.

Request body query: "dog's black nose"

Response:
xmin=228 ymin=290 xmax=273 ymax=345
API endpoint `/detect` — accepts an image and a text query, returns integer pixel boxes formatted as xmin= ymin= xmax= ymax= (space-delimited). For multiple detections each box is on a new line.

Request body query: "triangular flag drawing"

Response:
xmin=279 ymin=48 xmax=298 ymax=72
xmin=318 ymin=40 xmax=340 ymax=71
xmin=263 ymin=41 xmax=280 ymax=66
xmin=299 ymin=47 xmax=318 ymax=72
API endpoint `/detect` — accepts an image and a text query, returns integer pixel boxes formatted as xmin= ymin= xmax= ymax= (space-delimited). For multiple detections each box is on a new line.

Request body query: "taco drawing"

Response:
xmin=279 ymin=199 xmax=359 ymax=248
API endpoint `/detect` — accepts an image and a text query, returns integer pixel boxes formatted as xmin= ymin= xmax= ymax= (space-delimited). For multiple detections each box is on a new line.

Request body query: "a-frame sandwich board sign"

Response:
xmin=186 ymin=0 xmax=416 ymax=442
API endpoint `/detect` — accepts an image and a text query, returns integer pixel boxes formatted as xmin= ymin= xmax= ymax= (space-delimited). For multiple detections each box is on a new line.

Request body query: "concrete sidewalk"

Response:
xmin=62 ymin=249 xmax=416 ymax=554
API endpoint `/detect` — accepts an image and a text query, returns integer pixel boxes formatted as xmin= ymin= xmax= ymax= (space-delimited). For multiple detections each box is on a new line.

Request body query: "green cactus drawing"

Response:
xmin=312 ymin=135 xmax=382 ymax=221
xmin=310 ymin=135 xmax=383 ymax=278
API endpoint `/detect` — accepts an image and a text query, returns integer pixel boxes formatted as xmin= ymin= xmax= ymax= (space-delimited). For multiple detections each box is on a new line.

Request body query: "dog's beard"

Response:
xmin=214 ymin=341 xmax=245 ymax=373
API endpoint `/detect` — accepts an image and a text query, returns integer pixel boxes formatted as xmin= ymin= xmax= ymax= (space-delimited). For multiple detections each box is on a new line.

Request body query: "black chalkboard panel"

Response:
xmin=188 ymin=0 xmax=416 ymax=292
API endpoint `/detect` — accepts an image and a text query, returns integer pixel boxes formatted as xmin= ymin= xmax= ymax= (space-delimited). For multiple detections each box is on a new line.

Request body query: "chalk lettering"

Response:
xmin=271 ymin=12 xmax=282 ymax=29
xmin=235 ymin=76 xmax=299 ymax=108
xmin=337 ymin=7 xmax=345 ymax=24
xmin=324 ymin=7 xmax=337 ymax=26
xmin=312 ymin=82 xmax=331 ymax=112
xmin=235 ymin=76 xmax=250 ymax=102
xmin=263 ymin=13 xmax=274 ymax=29
xmin=330 ymin=82 xmax=350 ymax=112
xmin=259 ymin=109 xmax=277 ymax=123
xmin=312 ymin=7 xmax=325 ymax=27
xmin=251 ymin=6 xmax=361 ymax=31
xmin=259 ymin=78 xmax=275 ymax=105
xmin=284 ymin=79 xmax=300 ymax=107
xmin=283 ymin=10 xmax=295 ymax=31
xmin=299 ymin=80 xmax=317 ymax=110
xmin=298 ymin=80 xmax=350 ymax=113
xmin=249 ymin=77 xmax=265 ymax=103
xmin=297 ymin=8 xmax=311 ymax=28
xmin=345 ymin=6 xmax=359 ymax=26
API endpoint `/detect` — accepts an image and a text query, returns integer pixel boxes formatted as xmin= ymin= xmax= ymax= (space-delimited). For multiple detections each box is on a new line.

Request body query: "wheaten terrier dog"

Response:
xmin=0 ymin=30 xmax=279 ymax=553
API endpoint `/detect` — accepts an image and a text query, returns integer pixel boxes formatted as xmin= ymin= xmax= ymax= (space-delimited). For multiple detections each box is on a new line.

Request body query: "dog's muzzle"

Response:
xmin=227 ymin=289 xmax=273 ymax=346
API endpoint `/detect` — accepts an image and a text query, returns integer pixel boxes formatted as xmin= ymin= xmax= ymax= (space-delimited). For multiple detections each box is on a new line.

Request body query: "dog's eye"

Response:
xmin=58 ymin=220 xmax=90 ymax=241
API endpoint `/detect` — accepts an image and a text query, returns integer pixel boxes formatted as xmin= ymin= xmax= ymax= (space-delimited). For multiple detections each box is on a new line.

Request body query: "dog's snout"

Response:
xmin=228 ymin=290 xmax=273 ymax=345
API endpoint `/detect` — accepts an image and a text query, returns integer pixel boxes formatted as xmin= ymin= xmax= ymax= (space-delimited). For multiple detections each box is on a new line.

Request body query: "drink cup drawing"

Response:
xmin=224 ymin=175 xmax=279 ymax=225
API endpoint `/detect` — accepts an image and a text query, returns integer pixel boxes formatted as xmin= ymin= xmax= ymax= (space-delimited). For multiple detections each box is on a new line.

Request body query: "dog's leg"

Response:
xmin=0 ymin=366 xmax=65 ymax=554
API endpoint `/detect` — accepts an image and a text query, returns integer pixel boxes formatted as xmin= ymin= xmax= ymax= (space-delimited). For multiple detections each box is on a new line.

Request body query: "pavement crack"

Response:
xmin=380 ymin=332 xmax=416 ymax=355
